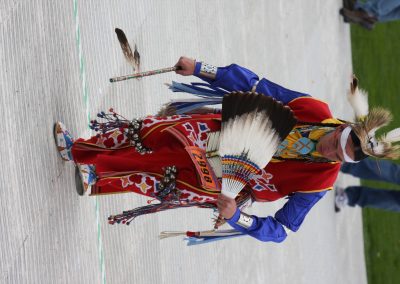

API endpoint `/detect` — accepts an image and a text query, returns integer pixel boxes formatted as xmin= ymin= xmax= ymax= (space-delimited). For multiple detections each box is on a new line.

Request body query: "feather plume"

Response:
xmin=156 ymin=104 xmax=177 ymax=116
xmin=352 ymin=107 xmax=400 ymax=159
xmin=364 ymin=108 xmax=392 ymax=136
xmin=219 ymin=92 xmax=296 ymax=198
xmin=349 ymin=74 xmax=358 ymax=94
xmin=347 ymin=75 xmax=369 ymax=121
xmin=115 ymin=28 xmax=140 ymax=71
xmin=382 ymin=128 xmax=400 ymax=143
xmin=346 ymin=76 xmax=400 ymax=160
xmin=133 ymin=44 xmax=141 ymax=72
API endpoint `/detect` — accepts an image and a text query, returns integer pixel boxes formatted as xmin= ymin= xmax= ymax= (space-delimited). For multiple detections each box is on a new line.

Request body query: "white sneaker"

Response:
xmin=335 ymin=186 xmax=349 ymax=213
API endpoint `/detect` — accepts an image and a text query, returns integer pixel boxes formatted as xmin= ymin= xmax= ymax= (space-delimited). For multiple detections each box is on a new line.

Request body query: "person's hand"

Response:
xmin=217 ymin=194 xmax=237 ymax=219
xmin=175 ymin=56 xmax=196 ymax=76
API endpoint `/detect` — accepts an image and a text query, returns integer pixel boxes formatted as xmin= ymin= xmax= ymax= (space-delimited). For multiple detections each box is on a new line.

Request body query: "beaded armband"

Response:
xmin=236 ymin=211 xmax=254 ymax=229
xmin=199 ymin=62 xmax=218 ymax=79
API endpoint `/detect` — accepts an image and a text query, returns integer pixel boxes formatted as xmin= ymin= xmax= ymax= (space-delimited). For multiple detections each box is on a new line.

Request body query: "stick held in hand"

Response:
xmin=109 ymin=66 xmax=182 ymax=83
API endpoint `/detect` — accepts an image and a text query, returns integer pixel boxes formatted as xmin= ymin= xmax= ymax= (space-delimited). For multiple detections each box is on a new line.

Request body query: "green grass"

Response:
xmin=351 ymin=21 xmax=400 ymax=284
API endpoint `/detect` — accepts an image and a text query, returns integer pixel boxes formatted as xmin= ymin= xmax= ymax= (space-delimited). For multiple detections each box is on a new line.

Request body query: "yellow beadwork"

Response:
xmin=272 ymin=118 xmax=343 ymax=161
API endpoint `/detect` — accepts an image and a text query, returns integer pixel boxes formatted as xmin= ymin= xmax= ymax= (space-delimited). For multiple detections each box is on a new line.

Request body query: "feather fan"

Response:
xmin=219 ymin=91 xmax=297 ymax=199
xmin=206 ymin=131 xmax=222 ymax=177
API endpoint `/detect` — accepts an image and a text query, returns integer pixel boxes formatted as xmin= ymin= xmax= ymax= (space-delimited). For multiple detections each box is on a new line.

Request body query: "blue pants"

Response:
xmin=341 ymin=158 xmax=400 ymax=184
xmin=356 ymin=0 xmax=400 ymax=22
xmin=341 ymin=158 xmax=400 ymax=211
xmin=345 ymin=186 xmax=400 ymax=211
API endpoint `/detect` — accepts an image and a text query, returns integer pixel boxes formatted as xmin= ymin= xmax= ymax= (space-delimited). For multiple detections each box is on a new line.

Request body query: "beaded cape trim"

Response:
xmin=272 ymin=125 xmax=335 ymax=162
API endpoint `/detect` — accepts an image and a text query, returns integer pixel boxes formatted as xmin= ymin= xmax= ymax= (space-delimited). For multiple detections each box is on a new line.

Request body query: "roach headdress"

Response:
xmin=347 ymin=75 xmax=400 ymax=160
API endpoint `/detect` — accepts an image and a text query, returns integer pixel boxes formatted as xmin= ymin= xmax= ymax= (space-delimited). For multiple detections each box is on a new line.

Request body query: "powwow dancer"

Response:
xmin=54 ymin=57 xmax=400 ymax=243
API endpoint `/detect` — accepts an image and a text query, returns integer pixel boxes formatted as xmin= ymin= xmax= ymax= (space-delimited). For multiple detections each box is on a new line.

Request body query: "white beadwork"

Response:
xmin=199 ymin=62 xmax=217 ymax=79
xmin=236 ymin=212 xmax=254 ymax=229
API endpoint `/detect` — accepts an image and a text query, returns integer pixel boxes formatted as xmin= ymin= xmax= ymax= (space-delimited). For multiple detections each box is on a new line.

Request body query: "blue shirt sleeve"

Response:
xmin=193 ymin=62 xmax=310 ymax=104
xmin=226 ymin=208 xmax=287 ymax=243
xmin=256 ymin=78 xmax=310 ymax=105
xmin=194 ymin=62 xmax=259 ymax=93
xmin=275 ymin=191 xmax=326 ymax=231
xmin=226 ymin=191 xmax=326 ymax=242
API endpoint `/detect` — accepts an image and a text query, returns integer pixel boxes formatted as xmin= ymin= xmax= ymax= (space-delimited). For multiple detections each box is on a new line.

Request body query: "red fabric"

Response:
xmin=72 ymin=114 xmax=221 ymax=203
xmin=287 ymin=97 xmax=333 ymax=122
xmin=72 ymin=99 xmax=340 ymax=203
xmin=250 ymin=161 xmax=341 ymax=201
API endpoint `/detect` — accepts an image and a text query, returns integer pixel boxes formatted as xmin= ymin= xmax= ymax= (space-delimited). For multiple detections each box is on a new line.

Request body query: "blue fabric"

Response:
xmin=194 ymin=62 xmax=259 ymax=92
xmin=356 ymin=0 xmax=400 ymax=22
xmin=169 ymin=81 xmax=227 ymax=98
xmin=226 ymin=208 xmax=287 ymax=243
xmin=346 ymin=186 xmax=400 ymax=212
xmin=226 ymin=191 xmax=326 ymax=242
xmin=167 ymin=81 xmax=227 ymax=114
xmin=275 ymin=191 xmax=326 ymax=231
xmin=341 ymin=158 xmax=400 ymax=184
xmin=255 ymin=78 xmax=310 ymax=104
xmin=194 ymin=62 xmax=310 ymax=104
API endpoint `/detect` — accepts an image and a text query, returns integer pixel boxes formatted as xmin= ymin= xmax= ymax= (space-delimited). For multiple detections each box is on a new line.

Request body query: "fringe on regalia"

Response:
xmin=158 ymin=81 xmax=227 ymax=115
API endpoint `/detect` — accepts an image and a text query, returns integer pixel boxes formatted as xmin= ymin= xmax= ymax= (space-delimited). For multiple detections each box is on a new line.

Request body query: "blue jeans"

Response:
xmin=345 ymin=186 xmax=400 ymax=211
xmin=356 ymin=0 xmax=400 ymax=22
xmin=341 ymin=158 xmax=400 ymax=211
xmin=340 ymin=158 xmax=400 ymax=184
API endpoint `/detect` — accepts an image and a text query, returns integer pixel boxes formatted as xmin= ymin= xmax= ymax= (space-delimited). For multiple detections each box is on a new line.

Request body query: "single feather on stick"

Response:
xmin=114 ymin=28 xmax=140 ymax=72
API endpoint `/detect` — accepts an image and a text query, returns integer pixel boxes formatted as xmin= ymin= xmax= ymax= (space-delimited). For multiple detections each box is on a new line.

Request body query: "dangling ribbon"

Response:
xmin=163 ymin=81 xmax=228 ymax=114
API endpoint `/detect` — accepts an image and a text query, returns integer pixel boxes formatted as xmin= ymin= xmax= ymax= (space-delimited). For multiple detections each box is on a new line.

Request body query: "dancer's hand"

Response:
xmin=217 ymin=194 xmax=237 ymax=219
xmin=175 ymin=56 xmax=196 ymax=76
